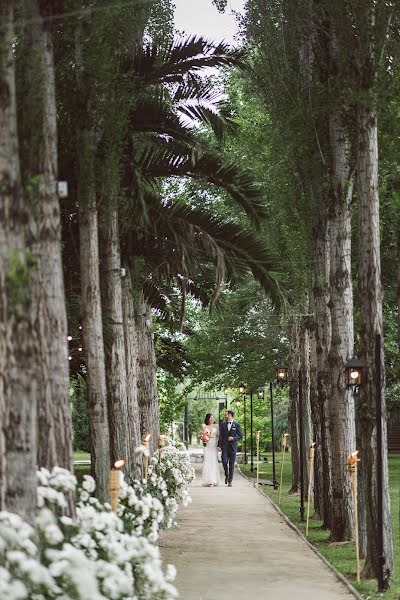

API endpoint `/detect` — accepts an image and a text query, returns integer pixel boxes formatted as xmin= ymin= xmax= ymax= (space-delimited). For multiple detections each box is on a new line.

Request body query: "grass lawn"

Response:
xmin=241 ymin=453 xmax=400 ymax=600
xmin=73 ymin=452 xmax=91 ymax=480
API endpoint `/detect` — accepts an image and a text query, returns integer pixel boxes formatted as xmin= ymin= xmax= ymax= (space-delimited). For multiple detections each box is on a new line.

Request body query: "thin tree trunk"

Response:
xmin=100 ymin=206 xmax=130 ymax=467
xmin=122 ymin=268 xmax=141 ymax=474
xmin=1 ymin=0 xmax=37 ymax=521
xmin=327 ymin=110 xmax=356 ymax=541
xmin=308 ymin=315 xmax=322 ymax=519
xmin=19 ymin=0 xmax=72 ymax=471
xmin=357 ymin=104 xmax=393 ymax=577
xmin=300 ymin=318 xmax=312 ymax=495
xmin=311 ymin=212 xmax=332 ymax=527
xmin=288 ymin=317 xmax=300 ymax=494
xmin=76 ymin=30 xmax=110 ymax=501
xmin=136 ymin=295 xmax=159 ymax=452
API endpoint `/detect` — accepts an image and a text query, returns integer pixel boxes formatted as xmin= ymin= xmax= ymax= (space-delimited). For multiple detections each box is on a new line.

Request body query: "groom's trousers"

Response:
xmin=221 ymin=446 xmax=236 ymax=481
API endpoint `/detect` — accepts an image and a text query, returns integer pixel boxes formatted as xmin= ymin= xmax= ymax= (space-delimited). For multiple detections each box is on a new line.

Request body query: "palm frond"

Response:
xmin=134 ymin=142 xmax=268 ymax=224
xmin=131 ymin=35 xmax=244 ymax=85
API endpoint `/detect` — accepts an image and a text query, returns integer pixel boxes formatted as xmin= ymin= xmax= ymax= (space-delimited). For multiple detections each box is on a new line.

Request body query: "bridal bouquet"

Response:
xmin=200 ymin=429 xmax=211 ymax=447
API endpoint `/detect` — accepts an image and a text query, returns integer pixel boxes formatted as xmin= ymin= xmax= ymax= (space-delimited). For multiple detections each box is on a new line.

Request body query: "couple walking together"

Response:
xmin=201 ymin=410 xmax=243 ymax=487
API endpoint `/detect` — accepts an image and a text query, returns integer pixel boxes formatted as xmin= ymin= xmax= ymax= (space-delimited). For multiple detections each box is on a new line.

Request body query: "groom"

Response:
xmin=218 ymin=410 xmax=243 ymax=487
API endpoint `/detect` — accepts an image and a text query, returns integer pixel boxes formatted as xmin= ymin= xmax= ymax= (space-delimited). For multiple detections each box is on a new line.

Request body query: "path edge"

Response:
xmin=238 ymin=466 xmax=364 ymax=600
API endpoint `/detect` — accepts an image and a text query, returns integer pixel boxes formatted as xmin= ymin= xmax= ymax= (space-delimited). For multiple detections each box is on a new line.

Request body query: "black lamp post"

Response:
xmin=239 ymin=384 xmax=247 ymax=464
xmin=250 ymin=390 xmax=254 ymax=471
xmin=277 ymin=363 xmax=304 ymax=519
xmin=276 ymin=365 xmax=289 ymax=491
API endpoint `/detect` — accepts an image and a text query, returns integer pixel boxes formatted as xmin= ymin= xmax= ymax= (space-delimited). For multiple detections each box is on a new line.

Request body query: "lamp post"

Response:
xmin=298 ymin=369 xmax=305 ymax=522
xmin=239 ymin=384 xmax=247 ymax=464
xmin=250 ymin=390 xmax=254 ymax=472
xmin=276 ymin=363 xmax=304 ymax=520
xmin=275 ymin=365 xmax=288 ymax=490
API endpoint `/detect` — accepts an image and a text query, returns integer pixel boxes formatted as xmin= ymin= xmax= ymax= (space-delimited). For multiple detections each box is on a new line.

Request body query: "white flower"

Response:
xmin=82 ymin=475 xmax=96 ymax=494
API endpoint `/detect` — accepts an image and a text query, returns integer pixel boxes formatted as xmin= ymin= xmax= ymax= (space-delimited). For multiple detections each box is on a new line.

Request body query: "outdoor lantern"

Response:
xmin=236 ymin=399 xmax=241 ymax=409
xmin=224 ymin=387 xmax=229 ymax=395
xmin=239 ymin=383 xmax=246 ymax=394
xmin=276 ymin=364 xmax=289 ymax=385
xmin=257 ymin=386 xmax=265 ymax=399
xmin=345 ymin=357 xmax=363 ymax=390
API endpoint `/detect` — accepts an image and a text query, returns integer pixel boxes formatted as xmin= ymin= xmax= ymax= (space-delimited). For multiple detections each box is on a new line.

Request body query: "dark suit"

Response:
xmin=219 ymin=420 xmax=243 ymax=482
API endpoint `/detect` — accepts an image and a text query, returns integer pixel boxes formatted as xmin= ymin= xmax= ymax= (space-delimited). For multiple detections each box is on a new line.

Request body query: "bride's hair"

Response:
xmin=204 ymin=413 xmax=213 ymax=425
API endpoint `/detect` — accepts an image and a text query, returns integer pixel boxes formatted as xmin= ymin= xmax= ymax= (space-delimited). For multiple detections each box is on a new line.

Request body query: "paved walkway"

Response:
xmin=159 ymin=465 xmax=355 ymax=600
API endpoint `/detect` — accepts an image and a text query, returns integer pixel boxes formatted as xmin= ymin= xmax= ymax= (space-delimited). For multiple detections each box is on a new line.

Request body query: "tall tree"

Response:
xmin=17 ymin=0 xmax=73 ymax=471
xmin=0 ymin=0 xmax=38 ymax=521
xmin=351 ymin=0 xmax=394 ymax=578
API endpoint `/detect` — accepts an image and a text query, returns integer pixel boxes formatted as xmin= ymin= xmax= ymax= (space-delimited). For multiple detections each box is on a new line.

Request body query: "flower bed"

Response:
xmin=0 ymin=440 xmax=194 ymax=599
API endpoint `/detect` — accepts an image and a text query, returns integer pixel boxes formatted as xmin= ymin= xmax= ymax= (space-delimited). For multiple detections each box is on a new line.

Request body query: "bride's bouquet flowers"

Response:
xmin=200 ymin=429 xmax=211 ymax=447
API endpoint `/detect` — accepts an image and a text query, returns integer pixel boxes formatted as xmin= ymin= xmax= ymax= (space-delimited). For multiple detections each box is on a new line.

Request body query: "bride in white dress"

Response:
xmin=201 ymin=413 xmax=220 ymax=487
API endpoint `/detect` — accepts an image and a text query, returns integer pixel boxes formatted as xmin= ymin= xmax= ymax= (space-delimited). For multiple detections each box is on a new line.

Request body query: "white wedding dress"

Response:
xmin=201 ymin=425 xmax=220 ymax=486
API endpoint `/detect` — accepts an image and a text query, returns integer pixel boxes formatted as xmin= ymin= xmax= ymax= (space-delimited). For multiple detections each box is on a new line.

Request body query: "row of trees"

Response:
xmin=0 ymin=0 xmax=282 ymax=521
xmin=174 ymin=0 xmax=399 ymax=583
xmin=221 ymin=0 xmax=398 ymax=580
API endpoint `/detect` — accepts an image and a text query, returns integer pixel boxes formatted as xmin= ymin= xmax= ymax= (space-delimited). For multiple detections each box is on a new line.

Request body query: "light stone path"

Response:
xmin=159 ymin=464 xmax=355 ymax=600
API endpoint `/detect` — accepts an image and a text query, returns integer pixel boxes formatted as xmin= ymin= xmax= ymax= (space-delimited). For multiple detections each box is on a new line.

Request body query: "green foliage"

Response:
xmin=158 ymin=370 xmax=186 ymax=433
xmin=185 ymin=281 xmax=288 ymax=391
xmin=70 ymin=376 xmax=90 ymax=453
xmin=5 ymin=249 xmax=37 ymax=311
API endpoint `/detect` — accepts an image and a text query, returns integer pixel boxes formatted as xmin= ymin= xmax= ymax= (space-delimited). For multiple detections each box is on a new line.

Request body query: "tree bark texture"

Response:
xmin=19 ymin=0 xmax=72 ymax=471
xmin=299 ymin=318 xmax=312 ymax=495
xmin=311 ymin=212 xmax=332 ymax=527
xmin=76 ymin=29 xmax=110 ymax=501
xmin=0 ymin=0 xmax=38 ymax=521
xmin=288 ymin=317 xmax=300 ymax=494
xmin=327 ymin=110 xmax=356 ymax=541
xmin=122 ymin=269 xmax=141 ymax=472
xmin=136 ymin=295 xmax=159 ymax=452
xmin=100 ymin=207 xmax=131 ymax=468
xmin=357 ymin=104 xmax=393 ymax=577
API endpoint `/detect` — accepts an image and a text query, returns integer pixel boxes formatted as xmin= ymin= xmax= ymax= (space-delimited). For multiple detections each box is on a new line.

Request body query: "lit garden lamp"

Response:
xmin=276 ymin=364 xmax=289 ymax=386
xmin=272 ymin=365 xmax=289 ymax=489
xmin=238 ymin=384 xmax=247 ymax=464
xmin=142 ymin=433 xmax=152 ymax=478
xmin=344 ymin=357 xmax=363 ymax=393
xmin=224 ymin=386 xmax=229 ymax=409
xmin=109 ymin=459 xmax=126 ymax=512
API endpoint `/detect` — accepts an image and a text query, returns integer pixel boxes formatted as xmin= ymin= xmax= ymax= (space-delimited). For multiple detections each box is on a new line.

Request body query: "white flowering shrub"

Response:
xmin=119 ymin=439 xmax=194 ymax=538
xmin=149 ymin=442 xmax=195 ymax=511
xmin=0 ymin=468 xmax=177 ymax=600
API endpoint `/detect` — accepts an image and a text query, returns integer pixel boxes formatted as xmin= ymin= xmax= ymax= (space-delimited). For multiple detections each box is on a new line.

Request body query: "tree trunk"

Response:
xmin=122 ymin=268 xmax=141 ymax=473
xmin=136 ymin=295 xmax=159 ymax=452
xmin=327 ymin=110 xmax=356 ymax=541
xmin=299 ymin=318 xmax=312 ymax=495
xmin=288 ymin=317 xmax=300 ymax=494
xmin=311 ymin=212 xmax=332 ymax=527
xmin=0 ymin=0 xmax=38 ymax=521
xmin=79 ymin=197 xmax=110 ymax=500
xmin=308 ymin=315 xmax=322 ymax=519
xmin=19 ymin=0 xmax=72 ymax=471
xmin=76 ymin=30 xmax=110 ymax=501
xmin=357 ymin=104 xmax=393 ymax=577
xmin=100 ymin=207 xmax=130 ymax=467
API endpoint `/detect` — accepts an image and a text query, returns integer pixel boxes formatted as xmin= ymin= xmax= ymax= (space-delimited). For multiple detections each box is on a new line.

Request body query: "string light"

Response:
xmin=68 ymin=356 xmax=72 ymax=361
xmin=67 ymin=335 xmax=72 ymax=341
xmin=78 ymin=347 xmax=83 ymax=352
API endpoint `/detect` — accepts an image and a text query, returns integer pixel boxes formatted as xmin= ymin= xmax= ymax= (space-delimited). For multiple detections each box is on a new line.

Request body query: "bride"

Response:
xmin=201 ymin=413 xmax=220 ymax=487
